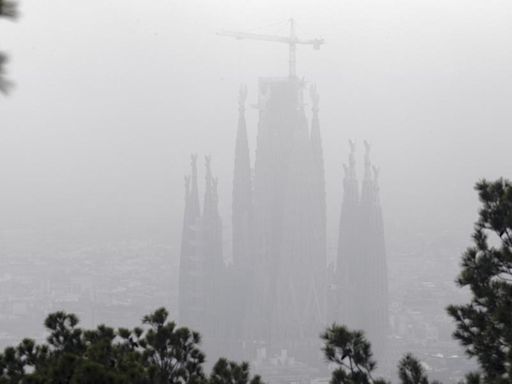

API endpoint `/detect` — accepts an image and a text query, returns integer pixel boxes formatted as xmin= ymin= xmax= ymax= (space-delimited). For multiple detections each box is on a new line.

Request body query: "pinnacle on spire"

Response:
xmin=189 ymin=154 xmax=200 ymax=219
xmin=212 ymin=177 xmax=219 ymax=213
xmin=310 ymin=84 xmax=323 ymax=154
xmin=179 ymin=156 xmax=202 ymax=327
xmin=372 ymin=164 xmax=381 ymax=201
xmin=212 ymin=177 xmax=218 ymax=199
xmin=372 ymin=165 xmax=380 ymax=184
xmin=239 ymin=84 xmax=248 ymax=113
xmin=364 ymin=140 xmax=372 ymax=181
xmin=340 ymin=140 xmax=359 ymax=208
xmin=310 ymin=84 xmax=322 ymax=145
xmin=203 ymin=155 xmax=213 ymax=214
xmin=361 ymin=142 xmax=380 ymax=205
xmin=205 ymin=155 xmax=212 ymax=185
xmin=184 ymin=175 xmax=191 ymax=201
xmin=346 ymin=140 xmax=357 ymax=180
xmin=233 ymin=84 xmax=251 ymax=194
xmin=181 ymin=175 xmax=192 ymax=235
xmin=310 ymin=84 xmax=320 ymax=113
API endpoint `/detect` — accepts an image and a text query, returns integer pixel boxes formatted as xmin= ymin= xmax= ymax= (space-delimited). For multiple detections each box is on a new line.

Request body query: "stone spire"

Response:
xmin=335 ymin=141 xmax=360 ymax=324
xmin=230 ymin=85 xmax=256 ymax=351
xmin=310 ymin=84 xmax=322 ymax=158
xmin=358 ymin=142 xmax=389 ymax=357
xmin=364 ymin=142 xmax=371 ymax=176
xmin=176 ymin=155 xmax=227 ymax=362
xmin=190 ymin=154 xmax=201 ymax=219
xmin=361 ymin=141 xmax=374 ymax=203
xmin=203 ymin=155 xmax=214 ymax=218
xmin=201 ymin=156 xmax=222 ymax=270
xmin=181 ymin=176 xmax=191 ymax=242
xmin=341 ymin=140 xmax=359 ymax=209
xmin=178 ymin=155 xmax=202 ymax=327
xmin=309 ymin=84 xmax=327 ymax=325
xmin=310 ymin=84 xmax=326 ymax=239
xmin=200 ymin=155 xmax=224 ymax=321
xmin=232 ymin=85 xmax=253 ymax=270
xmin=310 ymin=86 xmax=326 ymax=201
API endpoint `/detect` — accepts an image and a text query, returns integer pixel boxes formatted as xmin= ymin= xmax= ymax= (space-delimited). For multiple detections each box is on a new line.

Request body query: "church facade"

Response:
xmin=178 ymin=75 xmax=389 ymax=364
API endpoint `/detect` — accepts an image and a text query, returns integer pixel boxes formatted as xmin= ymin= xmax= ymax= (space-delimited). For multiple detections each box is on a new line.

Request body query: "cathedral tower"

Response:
xmin=245 ymin=77 xmax=326 ymax=357
xmin=335 ymin=142 xmax=389 ymax=358
xmin=336 ymin=142 xmax=360 ymax=325
xmin=358 ymin=142 xmax=389 ymax=355
xmin=179 ymin=155 xmax=202 ymax=329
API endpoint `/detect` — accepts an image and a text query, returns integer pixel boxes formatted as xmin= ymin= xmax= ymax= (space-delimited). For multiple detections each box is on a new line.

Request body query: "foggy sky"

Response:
xmin=0 ymin=0 xmax=511 ymax=259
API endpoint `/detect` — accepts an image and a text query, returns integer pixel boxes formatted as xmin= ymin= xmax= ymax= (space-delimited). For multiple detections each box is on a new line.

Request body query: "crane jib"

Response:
xmin=217 ymin=20 xmax=325 ymax=78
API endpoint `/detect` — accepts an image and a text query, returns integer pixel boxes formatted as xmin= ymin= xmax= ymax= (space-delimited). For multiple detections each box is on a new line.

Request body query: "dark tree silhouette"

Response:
xmin=0 ymin=307 xmax=261 ymax=384
xmin=321 ymin=325 xmax=440 ymax=384
xmin=321 ymin=324 xmax=388 ymax=384
xmin=447 ymin=179 xmax=512 ymax=384
xmin=398 ymin=354 xmax=439 ymax=384
xmin=0 ymin=0 xmax=17 ymax=18
xmin=0 ymin=0 xmax=18 ymax=93
xmin=209 ymin=359 xmax=263 ymax=384
xmin=141 ymin=307 xmax=205 ymax=384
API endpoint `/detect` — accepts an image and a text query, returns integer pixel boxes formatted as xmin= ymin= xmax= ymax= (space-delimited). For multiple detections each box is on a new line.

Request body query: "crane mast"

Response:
xmin=218 ymin=19 xmax=324 ymax=78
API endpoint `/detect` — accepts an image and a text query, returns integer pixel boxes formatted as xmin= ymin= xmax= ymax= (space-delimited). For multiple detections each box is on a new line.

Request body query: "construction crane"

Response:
xmin=218 ymin=19 xmax=324 ymax=78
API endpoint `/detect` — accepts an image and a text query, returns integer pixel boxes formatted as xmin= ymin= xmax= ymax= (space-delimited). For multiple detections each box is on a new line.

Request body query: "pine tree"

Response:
xmin=321 ymin=325 xmax=436 ymax=384
xmin=398 ymin=354 xmax=434 ymax=384
xmin=141 ymin=308 xmax=205 ymax=384
xmin=0 ymin=0 xmax=17 ymax=18
xmin=447 ymin=179 xmax=512 ymax=384
xmin=209 ymin=359 xmax=262 ymax=384
xmin=321 ymin=324 xmax=388 ymax=384
xmin=0 ymin=0 xmax=17 ymax=93
xmin=0 ymin=307 xmax=264 ymax=384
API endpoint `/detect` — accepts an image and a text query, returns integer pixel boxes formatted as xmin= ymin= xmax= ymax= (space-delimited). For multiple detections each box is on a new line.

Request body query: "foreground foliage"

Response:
xmin=322 ymin=325 xmax=435 ymax=384
xmin=0 ymin=308 xmax=261 ymax=384
xmin=447 ymin=179 xmax=512 ymax=384
xmin=0 ymin=0 xmax=18 ymax=93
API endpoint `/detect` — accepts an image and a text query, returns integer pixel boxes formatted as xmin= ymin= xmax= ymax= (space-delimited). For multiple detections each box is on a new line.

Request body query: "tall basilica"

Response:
xmin=178 ymin=23 xmax=389 ymax=366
